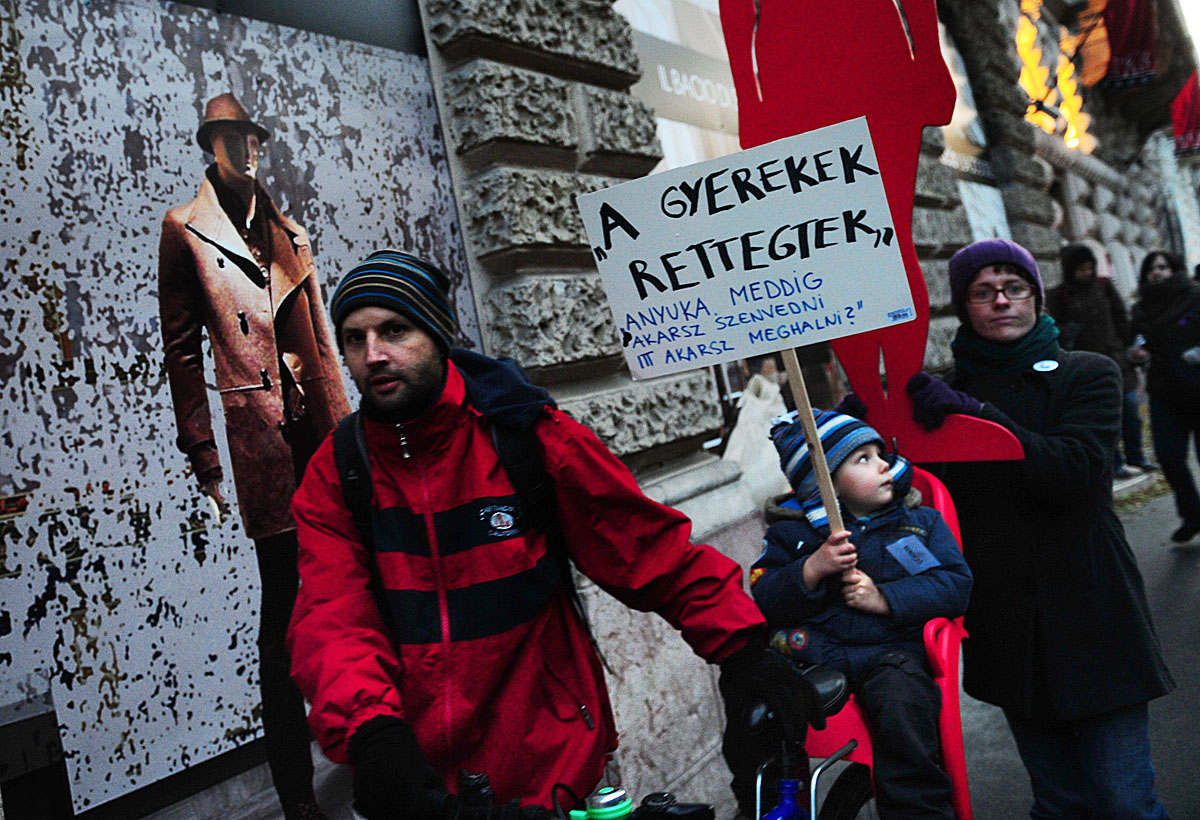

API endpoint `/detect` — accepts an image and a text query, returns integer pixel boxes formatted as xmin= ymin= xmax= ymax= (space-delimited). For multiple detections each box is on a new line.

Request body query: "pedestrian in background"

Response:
xmin=1046 ymin=242 xmax=1154 ymax=478
xmin=904 ymin=238 xmax=1173 ymax=820
xmin=1131 ymin=250 xmax=1200 ymax=544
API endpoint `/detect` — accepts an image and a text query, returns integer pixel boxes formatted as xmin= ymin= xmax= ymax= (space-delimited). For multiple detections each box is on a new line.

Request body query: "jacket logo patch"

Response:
xmin=895 ymin=525 xmax=927 ymax=538
xmin=481 ymin=505 xmax=518 ymax=537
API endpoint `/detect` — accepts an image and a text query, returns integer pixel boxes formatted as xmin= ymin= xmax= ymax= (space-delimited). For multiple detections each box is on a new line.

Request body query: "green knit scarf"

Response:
xmin=951 ymin=314 xmax=1061 ymax=378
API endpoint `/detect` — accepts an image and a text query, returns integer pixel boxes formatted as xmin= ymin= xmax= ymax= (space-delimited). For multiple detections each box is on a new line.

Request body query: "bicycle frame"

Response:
xmin=754 ymin=739 xmax=858 ymax=820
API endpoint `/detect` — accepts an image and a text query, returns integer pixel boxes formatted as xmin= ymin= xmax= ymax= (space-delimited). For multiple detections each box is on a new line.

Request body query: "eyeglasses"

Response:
xmin=966 ymin=282 xmax=1034 ymax=304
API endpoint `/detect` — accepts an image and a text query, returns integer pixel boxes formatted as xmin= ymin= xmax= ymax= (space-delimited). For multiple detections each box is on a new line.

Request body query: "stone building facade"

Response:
xmin=418 ymin=2 xmax=759 ymax=806
xmin=412 ymin=0 xmax=1198 ymax=811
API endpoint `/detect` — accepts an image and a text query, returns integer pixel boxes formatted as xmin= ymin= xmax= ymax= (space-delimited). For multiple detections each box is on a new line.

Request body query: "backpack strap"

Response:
xmin=490 ymin=421 xmax=611 ymax=674
xmin=333 ymin=411 xmax=408 ymax=653
xmin=332 ymin=411 xmax=374 ymax=552
xmin=489 ymin=423 xmax=559 ymax=540
xmin=331 ymin=406 xmax=609 ymax=670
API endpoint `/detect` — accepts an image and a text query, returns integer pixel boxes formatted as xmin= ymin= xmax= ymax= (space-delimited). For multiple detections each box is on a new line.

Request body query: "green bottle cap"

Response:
xmin=584 ymin=786 xmax=633 ymax=819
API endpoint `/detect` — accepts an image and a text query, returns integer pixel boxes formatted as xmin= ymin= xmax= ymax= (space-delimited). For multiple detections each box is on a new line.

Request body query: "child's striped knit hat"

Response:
xmin=330 ymin=249 xmax=458 ymax=353
xmin=771 ymin=409 xmax=885 ymax=499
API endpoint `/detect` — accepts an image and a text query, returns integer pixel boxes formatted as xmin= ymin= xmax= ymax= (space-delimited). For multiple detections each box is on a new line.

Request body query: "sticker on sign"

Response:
xmin=578 ymin=116 xmax=915 ymax=379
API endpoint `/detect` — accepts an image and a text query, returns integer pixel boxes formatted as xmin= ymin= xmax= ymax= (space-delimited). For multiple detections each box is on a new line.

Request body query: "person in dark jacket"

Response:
xmin=1131 ymin=250 xmax=1200 ymax=543
xmin=751 ymin=410 xmax=970 ymax=820
xmin=1046 ymin=242 xmax=1153 ymax=477
xmin=904 ymin=238 xmax=1174 ymax=820
xmin=287 ymin=250 xmax=824 ymax=819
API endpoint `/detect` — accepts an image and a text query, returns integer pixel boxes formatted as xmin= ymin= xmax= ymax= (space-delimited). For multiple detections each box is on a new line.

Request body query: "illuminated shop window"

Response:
xmin=1017 ymin=0 xmax=1097 ymax=153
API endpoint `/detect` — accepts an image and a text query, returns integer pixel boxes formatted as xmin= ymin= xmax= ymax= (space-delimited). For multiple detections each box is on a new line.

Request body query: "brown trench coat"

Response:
xmin=158 ymin=173 xmax=350 ymax=540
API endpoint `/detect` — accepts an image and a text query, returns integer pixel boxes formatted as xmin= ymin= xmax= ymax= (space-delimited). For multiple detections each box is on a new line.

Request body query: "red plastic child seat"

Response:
xmin=803 ymin=466 xmax=972 ymax=820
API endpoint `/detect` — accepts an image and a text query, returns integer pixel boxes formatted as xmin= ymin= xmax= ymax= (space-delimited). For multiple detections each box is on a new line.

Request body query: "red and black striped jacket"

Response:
xmin=288 ymin=359 xmax=765 ymax=806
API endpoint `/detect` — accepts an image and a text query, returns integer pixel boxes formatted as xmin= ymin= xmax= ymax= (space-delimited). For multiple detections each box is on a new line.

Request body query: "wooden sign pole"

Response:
xmin=780 ymin=347 xmax=845 ymax=534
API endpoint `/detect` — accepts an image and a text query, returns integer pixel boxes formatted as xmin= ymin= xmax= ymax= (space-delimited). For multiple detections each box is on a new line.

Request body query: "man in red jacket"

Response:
xmin=287 ymin=249 xmax=820 ymax=819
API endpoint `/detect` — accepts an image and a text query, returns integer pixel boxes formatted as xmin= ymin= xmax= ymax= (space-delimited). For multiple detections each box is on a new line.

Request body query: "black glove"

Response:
xmin=459 ymin=801 xmax=552 ymax=820
xmin=348 ymin=715 xmax=450 ymax=820
xmin=833 ymin=391 xmax=869 ymax=421
xmin=906 ymin=372 xmax=983 ymax=432
xmin=719 ymin=642 xmax=825 ymax=745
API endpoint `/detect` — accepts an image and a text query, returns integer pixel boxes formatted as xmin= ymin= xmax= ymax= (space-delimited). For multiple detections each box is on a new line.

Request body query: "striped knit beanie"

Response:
xmin=329 ymin=249 xmax=458 ymax=353
xmin=771 ymin=409 xmax=885 ymax=498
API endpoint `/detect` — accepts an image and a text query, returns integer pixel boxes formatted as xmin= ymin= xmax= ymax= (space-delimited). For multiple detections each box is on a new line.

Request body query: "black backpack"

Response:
xmin=330 ymin=351 xmax=605 ymax=665
xmin=331 ymin=410 xmax=564 ymax=560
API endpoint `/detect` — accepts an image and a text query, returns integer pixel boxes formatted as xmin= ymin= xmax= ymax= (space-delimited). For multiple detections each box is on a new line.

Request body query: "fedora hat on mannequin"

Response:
xmin=196 ymin=92 xmax=271 ymax=153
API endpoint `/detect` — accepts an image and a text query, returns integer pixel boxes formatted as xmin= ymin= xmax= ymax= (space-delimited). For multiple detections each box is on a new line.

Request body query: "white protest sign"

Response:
xmin=579 ymin=116 xmax=915 ymax=380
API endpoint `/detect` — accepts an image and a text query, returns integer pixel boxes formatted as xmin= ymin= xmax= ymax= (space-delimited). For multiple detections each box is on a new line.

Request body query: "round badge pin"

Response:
xmin=1032 ymin=360 xmax=1059 ymax=372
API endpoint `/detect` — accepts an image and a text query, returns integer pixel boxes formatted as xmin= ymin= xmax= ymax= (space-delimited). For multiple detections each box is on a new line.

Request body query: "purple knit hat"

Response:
xmin=948 ymin=239 xmax=1043 ymax=318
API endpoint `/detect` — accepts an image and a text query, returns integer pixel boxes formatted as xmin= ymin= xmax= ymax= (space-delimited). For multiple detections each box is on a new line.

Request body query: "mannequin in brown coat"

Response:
xmin=158 ymin=93 xmax=348 ymax=820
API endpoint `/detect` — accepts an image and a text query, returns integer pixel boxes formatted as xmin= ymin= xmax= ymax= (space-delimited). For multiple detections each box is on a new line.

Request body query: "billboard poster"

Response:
xmin=0 ymin=0 xmax=470 ymax=810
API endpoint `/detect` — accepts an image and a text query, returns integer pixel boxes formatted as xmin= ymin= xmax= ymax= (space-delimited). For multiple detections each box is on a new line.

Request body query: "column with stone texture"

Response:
xmin=416 ymin=0 xmax=754 ymax=811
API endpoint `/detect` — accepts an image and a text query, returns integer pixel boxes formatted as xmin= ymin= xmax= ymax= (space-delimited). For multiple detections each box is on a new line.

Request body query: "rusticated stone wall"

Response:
xmin=420 ymin=0 xmax=723 ymax=465
xmin=914 ymin=127 xmax=975 ymax=372
xmin=938 ymin=1 xmax=1070 ymax=294
xmin=416 ymin=0 xmax=743 ymax=810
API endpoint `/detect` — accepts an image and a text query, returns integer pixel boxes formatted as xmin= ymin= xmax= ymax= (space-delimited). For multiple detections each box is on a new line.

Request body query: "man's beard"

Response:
xmin=357 ymin=356 xmax=447 ymax=424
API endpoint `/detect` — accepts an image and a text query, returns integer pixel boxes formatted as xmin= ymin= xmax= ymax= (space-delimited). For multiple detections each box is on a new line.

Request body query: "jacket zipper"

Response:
xmin=406 ymin=427 xmax=454 ymax=748
xmin=545 ymin=660 xmax=596 ymax=731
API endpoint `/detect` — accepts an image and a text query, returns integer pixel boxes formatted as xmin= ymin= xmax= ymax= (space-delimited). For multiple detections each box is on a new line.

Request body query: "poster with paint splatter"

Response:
xmin=0 ymin=0 xmax=471 ymax=811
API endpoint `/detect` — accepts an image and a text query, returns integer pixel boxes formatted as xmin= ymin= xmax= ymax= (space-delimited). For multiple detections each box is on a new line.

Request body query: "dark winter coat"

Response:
xmin=750 ymin=479 xmax=971 ymax=683
xmin=1131 ymin=281 xmax=1200 ymax=402
xmin=1046 ymin=278 xmax=1137 ymax=392
xmin=938 ymin=349 xmax=1173 ymax=721
xmin=288 ymin=356 xmax=766 ymax=806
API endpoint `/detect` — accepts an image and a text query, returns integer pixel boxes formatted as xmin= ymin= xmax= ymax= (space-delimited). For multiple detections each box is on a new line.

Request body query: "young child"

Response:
xmin=751 ymin=409 xmax=972 ymax=820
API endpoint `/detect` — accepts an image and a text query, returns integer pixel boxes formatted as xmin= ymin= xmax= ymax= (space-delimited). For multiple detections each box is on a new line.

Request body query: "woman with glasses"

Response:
xmin=1131 ymin=250 xmax=1200 ymax=544
xmin=903 ymin=239 xmax=1173 ymax=819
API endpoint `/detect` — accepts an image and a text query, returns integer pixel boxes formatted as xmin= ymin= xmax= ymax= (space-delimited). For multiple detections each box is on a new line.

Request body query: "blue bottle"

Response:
xmin=759 ymin=777 xmax=810 ymax=820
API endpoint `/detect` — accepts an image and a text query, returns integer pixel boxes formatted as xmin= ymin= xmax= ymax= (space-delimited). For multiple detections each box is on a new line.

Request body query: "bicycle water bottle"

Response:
xmin=569 ymin=786 xmax=634 ymax=819
xmin=760 ymin=777 xmax=810 ymax=820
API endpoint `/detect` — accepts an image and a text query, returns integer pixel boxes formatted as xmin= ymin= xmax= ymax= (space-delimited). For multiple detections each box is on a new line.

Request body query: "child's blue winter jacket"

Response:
xmin=751 ymin=468 xmax=972 ymax=682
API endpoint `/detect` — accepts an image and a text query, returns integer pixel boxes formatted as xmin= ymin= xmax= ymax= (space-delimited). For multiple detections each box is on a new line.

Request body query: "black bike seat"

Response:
xmin=802 ymin=664 xmax=850 ymax=717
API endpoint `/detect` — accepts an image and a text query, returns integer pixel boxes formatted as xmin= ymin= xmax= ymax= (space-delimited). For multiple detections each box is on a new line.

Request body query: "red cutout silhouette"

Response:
xmin=719 ymin=0 xmax=1022 ymax=462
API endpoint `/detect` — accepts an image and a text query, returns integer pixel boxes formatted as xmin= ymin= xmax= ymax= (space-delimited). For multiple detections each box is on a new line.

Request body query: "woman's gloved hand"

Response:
xmin=348 ymin=715 xmax=451 ymax=820
xmin=906 ymin=372 xmax=983 ymax=431
xmin=833 ymin=392 xmax=869 ymax=421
